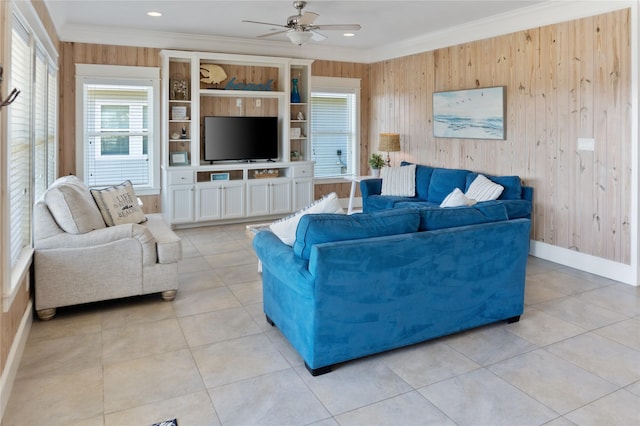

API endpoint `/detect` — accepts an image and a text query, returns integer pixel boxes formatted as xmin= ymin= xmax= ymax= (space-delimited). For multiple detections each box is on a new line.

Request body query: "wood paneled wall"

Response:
xmin=311 ymin=61 xmax=370 ymax=199
xmin=58 ymin=43 xmax=162 ymax=212
xmin=369 ymin=9 xmax=631 ymax=264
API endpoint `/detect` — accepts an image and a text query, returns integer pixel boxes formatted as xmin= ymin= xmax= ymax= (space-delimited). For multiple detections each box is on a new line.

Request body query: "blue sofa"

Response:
xmin=361 ymin=162 xmax=533 ymax=220
xmin=253 ymin=207 xmax=531 ymax=375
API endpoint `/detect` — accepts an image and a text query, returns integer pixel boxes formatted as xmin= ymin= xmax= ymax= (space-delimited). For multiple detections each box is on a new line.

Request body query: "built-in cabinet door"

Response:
xmin=196 ymin=185 xmax=222 ymax=221
xmin=221 ymin=181 xmax=245 ymax=218
xmin=246 ymin=180 xmax=271 ymax=217
xmin=269 ymin=179 xmax=292 ymax=215
xmin=293 ymin=178 xmax=313 ymax=211
xmin=170 ymin=185 xmax=195 ymax=223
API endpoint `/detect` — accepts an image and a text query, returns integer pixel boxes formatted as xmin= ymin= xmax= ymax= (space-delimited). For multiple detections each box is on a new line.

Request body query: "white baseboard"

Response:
xmin=0 ymin=301 xmax=33 ymax=422
xmin=530 ymin=241 xmax=637 ymax=286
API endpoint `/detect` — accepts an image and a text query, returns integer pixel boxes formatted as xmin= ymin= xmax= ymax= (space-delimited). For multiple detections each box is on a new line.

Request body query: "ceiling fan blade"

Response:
xmin=242 ymin=20 xmax=288 ymax=28
xmin=310 ymin=30 xmax=327 ymax=41
xmin=299 ymin=11 xmax=319 ymax=26
xmin=256 ymin=30 xmax=289 ymax=39
xmin=313 ymin=24 xmax=361 ymax=31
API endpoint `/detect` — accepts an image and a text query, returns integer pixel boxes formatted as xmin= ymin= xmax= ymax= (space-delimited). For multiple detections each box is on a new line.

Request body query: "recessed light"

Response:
xmin=147 ymin=11 xmax=162 ymax=17
xmin=343 ymin=33 xmax=355 ymax=37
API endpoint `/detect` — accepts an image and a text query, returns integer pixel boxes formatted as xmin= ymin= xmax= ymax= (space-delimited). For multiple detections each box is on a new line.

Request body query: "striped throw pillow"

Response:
xmin=465 ymin=174 xmax=504 ymax=201
xmin=381 ymin=164 xmax=416 ymax=197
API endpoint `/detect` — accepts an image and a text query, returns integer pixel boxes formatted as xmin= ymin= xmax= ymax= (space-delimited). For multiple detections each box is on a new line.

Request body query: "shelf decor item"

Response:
xmin=291 ymin=78 xmax=301 ymax=103
xmin=169 ymin=151 xmax=189 ymax=166
xmin=171 ymin=106 xmax=187 ymax=120
xmin=211 ymin=172 xmax=230 ymax=181
xmin=254 ymin=169 xmax=279 ymax=179
xmin=170 ymin=75 xmax=189 ymax=100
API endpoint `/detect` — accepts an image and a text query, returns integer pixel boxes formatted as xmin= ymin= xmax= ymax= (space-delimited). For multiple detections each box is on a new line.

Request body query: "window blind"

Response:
xmin=34 ymin=45 xmax=47 ymax=202
xmin=9 ymin=18 xmax=32 ymax=268
xmin=310 ymin=92 xmax=355 ymax=178
xmin=83 ymin=83 xmax=152 ymax=187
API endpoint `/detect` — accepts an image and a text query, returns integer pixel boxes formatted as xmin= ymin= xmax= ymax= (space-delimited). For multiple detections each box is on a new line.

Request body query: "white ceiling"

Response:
xmin=41 ymin=1 xmax=628 ymax=62
xmin=43 ymin=1 xmax=543 ymax=46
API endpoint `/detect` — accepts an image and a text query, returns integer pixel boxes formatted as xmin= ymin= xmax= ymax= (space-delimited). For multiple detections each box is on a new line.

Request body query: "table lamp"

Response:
xmin=378 ymin=133 xmax=401 ymax=167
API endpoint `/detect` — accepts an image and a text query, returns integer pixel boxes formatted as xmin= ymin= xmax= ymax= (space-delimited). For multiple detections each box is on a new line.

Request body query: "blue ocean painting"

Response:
xmin=433 ymin=86 xmax=505 ymax=140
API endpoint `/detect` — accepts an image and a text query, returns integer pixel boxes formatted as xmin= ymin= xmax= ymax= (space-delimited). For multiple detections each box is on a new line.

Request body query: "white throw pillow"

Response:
xmin=91 ymin=180 xmax=146 ymax=226
xmin=465 ymin=174 xmax=504 ymax=202
xmin=440 ymin=188 xmax=477 ymax=208
xmin=270 ymin=192 xmax=345 ymax=246
xmin=381 ymin=164 xmax=416 ymax=197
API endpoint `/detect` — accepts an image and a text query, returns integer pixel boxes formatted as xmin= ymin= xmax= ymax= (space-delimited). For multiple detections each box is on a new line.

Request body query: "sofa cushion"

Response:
xmin=381 ymin=164 xmax=416 ymax=196
xmin=417 ymin=201 xmax=508 ymax=231
xmin=401 ymin=161 xmax=434 ymax=200
xmin=91 ymin=180 xmax=146 ymax=227
xmin=440 ymin=188 xmax=477 ymax=207
xmin=293 ymin=208 xmax=420 ymax=260
xmin=270 ymin=192 xmax=344 ymax=246
xmin=465 ymin=173 xmax=522 ymax=200
xmin=465 ymin=174 xmax=504 ymax=201
xmin=45 ymin=176 xmax=106 ymax=234
xmin=500 ymin=199 xmax=533 ymax=219
xmin=427 ymin=168 xmax=470 ymax=203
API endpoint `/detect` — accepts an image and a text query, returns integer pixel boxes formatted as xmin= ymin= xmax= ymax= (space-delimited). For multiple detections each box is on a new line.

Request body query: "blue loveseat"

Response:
xmin=253 ymin=207 xmax=531 ymax=375
xmin=361 ymin=162 xmax=533 ymax=220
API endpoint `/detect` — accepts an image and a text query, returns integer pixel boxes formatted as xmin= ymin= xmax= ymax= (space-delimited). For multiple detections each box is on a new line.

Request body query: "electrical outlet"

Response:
xmin=337 ymin=149 xmax=342 ymax=155
xmin=256 ymin=99 xmax=261 ymax=107
xmin=236 ymin=98 xmax=242 ymax=107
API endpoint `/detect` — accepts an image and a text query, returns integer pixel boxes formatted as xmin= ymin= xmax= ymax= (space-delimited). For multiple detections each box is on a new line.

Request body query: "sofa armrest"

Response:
xmin=522 ymin=186 xmax=534 ymax=202
xmin=360 ymin=178 xmax=382 ymax=198
xmin=35 ymin=223 xmax=157 ymax=265
xmin=253 ymin=230 xmax=314 ymax=294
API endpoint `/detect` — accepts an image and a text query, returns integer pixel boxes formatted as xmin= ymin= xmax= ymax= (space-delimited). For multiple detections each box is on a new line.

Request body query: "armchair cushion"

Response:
xmin=91 ymin=180 xmax=146 ymax=226
xmin=44 ymin=176 xmax=106 ymax=234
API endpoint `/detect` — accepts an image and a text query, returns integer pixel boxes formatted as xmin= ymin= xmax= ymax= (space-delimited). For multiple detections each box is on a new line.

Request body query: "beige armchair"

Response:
xmin=33 ymin=176 xmax=182 ymax=320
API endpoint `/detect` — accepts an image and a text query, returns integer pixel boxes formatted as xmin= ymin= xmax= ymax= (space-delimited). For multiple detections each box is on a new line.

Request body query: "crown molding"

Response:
xmin=364 ymin=0 xmax=634 ymax=63
xmin=58 ymin=1 xmax=635 ymax=64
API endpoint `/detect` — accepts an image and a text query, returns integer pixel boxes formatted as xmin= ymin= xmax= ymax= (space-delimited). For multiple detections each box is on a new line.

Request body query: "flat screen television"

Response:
xmin=203 ymin=116 xmax=278 ymax=163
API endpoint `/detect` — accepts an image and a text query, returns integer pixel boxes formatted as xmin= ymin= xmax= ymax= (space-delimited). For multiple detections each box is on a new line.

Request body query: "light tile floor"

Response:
xmin=4 ymin=223 xmax=640 ymax=426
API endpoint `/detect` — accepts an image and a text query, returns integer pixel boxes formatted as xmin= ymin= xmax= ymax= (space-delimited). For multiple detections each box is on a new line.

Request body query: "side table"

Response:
xmin=343 ymin=175 xmax=375 ymax=214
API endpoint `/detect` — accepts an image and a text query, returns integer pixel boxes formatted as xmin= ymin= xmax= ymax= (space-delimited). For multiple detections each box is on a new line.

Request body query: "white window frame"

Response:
xmin=2 ymin=0 xmax=58 ymax=310
xmin=310 ymin=76 xmax=361 ymax=181
xmin=75 ymin=64 xmax=160 ymax=195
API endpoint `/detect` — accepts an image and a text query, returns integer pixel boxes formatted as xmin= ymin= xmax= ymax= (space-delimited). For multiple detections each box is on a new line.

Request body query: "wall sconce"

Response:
xmin=378 ymin=133 xmax=401 ymax=167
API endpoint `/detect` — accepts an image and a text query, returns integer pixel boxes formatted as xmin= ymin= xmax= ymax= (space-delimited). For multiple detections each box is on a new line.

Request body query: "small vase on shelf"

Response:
xmin=291 ymin=78 xmax=301 ymax=103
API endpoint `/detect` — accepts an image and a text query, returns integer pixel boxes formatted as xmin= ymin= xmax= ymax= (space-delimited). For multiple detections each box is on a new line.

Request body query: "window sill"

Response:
xmin=133 ymin=187 xmax=161 ymax=196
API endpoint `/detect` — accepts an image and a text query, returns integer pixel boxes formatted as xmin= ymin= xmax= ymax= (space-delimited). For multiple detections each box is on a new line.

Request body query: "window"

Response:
xmin=76 ymin=65 xmax=160 ymax=194
xmin=5 ymin=2 xmax=58 ymax=302
xmin=310 ymin=77 xmax=360 ymax=179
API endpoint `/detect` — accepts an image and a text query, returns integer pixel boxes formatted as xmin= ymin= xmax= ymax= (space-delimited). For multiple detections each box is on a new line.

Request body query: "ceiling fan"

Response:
xmin=243 ymin=1 xmax=361 ymax=46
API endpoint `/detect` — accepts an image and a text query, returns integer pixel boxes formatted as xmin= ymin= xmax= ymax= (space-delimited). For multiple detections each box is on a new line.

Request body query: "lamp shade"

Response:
xmin=378 ymin=133 xmax=401 ymax=152
xmin=286 ymin=30 xmax=313 ymax=46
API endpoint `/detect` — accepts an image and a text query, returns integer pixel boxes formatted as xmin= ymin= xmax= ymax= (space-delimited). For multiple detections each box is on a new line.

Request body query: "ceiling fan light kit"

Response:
xmin=243 ymin=1 xmax=361 ymax=46
xmin=287 ymin=29 xmax=313 ymax=46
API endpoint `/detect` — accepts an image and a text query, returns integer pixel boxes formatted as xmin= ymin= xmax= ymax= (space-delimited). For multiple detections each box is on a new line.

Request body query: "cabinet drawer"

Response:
xmin=292 ymin=164 xmax=313 ymax=178
xmin=169 ymin=171 xmax=194 ymax=185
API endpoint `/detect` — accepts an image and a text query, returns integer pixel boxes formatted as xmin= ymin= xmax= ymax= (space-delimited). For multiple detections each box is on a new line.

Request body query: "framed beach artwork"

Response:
xmin=433 ymin=86 xmax=506 ymax=140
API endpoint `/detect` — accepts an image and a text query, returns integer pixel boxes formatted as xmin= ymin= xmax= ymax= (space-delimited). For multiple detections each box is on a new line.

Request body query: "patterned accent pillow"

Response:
xmin=381 ymin=164 xmax=416 ymax=197
xmin=269 ymin=192 xmax=344 ymax=246
xmin=91 ymin=180 xmax=146 ymax=226
xmin=465 ymin=174 xmax=504 ymax=202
